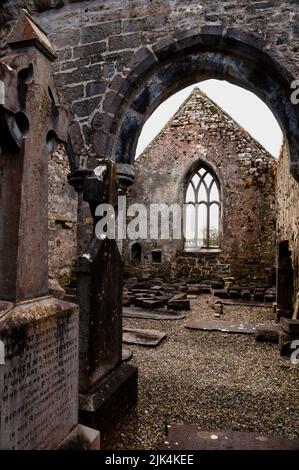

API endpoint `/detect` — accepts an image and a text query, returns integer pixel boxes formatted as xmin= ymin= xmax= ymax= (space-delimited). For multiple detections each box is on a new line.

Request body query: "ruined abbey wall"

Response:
xmin=1 ymin=0 xmax=298 ymax=291
xmin=123 ymin=89 xmax=277 ymax=282
xmin=1 ymin=1 xmax=298 ymax=162
xmin=276 ymin=143 xmax=299 ymax=300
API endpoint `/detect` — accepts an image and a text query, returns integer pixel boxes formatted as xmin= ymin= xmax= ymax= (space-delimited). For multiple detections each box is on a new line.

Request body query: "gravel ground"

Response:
xmin=109 ymin=294 xmax=299 ymax=450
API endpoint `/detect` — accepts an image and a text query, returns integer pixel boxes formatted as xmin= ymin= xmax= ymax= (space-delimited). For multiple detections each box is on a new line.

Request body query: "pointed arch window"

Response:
xmin=184 ymin=165 xmax=221 ymax=250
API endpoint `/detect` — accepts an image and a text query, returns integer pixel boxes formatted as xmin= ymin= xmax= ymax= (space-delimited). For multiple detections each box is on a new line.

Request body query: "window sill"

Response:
xmin=180 ymin=248 xmax=222 ymax=256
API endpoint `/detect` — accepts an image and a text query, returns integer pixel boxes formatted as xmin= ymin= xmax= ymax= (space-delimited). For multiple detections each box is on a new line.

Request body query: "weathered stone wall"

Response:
xmin=48 ymin=144 xmax=77 ymax=285
xmin=1 ymin=0 xmax=297 ymax=286
xmin=124 ymin=89 xmax=277 ymax=282
xmin=276 ymin=143 xmax=299 ymax=299
xmin=1 ymin=1 xmax=298 ymax=173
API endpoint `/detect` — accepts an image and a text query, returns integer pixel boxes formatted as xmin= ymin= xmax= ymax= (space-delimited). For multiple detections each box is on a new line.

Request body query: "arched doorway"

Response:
xmin=90 ymin=28 xmax=298 ymax=182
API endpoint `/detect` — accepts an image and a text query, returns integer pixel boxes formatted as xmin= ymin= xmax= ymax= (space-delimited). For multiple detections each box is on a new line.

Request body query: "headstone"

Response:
xmin=0 ymin=11 xmax=99 ymax=450
xmin=276 ymin=240 xmax=293 ymax=320
xmin=72 ymin=160 xmax=138 ymax=446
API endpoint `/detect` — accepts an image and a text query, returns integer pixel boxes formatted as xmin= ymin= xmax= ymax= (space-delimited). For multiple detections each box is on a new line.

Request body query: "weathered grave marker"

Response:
xmin=0 ymin=11 xmax=99 ymax=450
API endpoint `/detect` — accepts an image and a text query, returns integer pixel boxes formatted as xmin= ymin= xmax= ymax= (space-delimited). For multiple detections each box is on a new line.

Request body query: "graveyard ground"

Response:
xmin=109 ymin=294 xmax=299 ymax=450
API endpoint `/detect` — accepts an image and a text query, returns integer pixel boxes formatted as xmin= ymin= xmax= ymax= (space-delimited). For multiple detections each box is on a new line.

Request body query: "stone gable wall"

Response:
xmin=124 ymin=89 xmax=277 ymax=282
xmin=1 ymin=1 xmax=298 ymax=169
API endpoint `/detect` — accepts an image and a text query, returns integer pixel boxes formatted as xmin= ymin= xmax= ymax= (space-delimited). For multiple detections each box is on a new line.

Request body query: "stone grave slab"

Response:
xmin=185 ymin=319 xmax=266 ymax=334
xmin=255 ymin=324 xmax=280 ymax=343
xmin=123 ymin=328 xmax=167 ymax=347
xmin=159 ymin=424 xmax=299 ymax=450
xmin=123 ymin=307 xmax=185 ymax=320
xmin=167 ymin=299 xmax=190 ymax=311
xmin=221 ymin=299 xmax=272 ymax=308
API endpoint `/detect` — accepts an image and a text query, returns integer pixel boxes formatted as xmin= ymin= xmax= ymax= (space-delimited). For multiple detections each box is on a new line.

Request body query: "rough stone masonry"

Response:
xmin=0 ymin=0 xmax=294 ymax=300
xmin=123 ymin=88 xmax=277 ymax=282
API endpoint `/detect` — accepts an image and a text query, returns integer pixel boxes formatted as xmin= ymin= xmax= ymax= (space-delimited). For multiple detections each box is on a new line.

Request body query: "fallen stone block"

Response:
xmin=264 ymin=289 xmax=276 ymax=302
xmin=255 ymin=325 xmax=279 ymax=343
xmin=230 ymin=285 xmax=242 ymax=292
xmin=280 ymin=317 xmax=299 ymax=335
xmin=187 ymin=285 xmax=202 ymax=295
xmin=178 ymin=285 xmax=188 ymax=293
xmin=122 ymin=298 xmax=132 ymax=307
xmin=228 ymin=289 xmax=241 ymax=299
xmin=214 ymin=289 xmax=228 ymax=299
xmin=170 ymin=292 xmax=187 ymax=300
xmin=150 ymin=285 xmax=163 ymax=291
xmin=278 ymin=330 xmax=299 ymax=356
xmin=167 ymin=298 xmax=190 ymax=311
xmin=241 ymin=289 xmax=251 ymax=301
xmin=199 ymin=285 xmax=211 ymax=294
xmin=123 ymin=307 xmax=185 ymax=320
xmin=210 ymin=280 xmax=224 ymax=289
xmin=135 ymin=298 xmax=167 ymax=309
xmin=200 ymin=280 xmax=213 ymax=287
xmin=254 ymin=289 xmax=265 ymax=301
xmin=123 ymin=328 xmax=167 ymax=347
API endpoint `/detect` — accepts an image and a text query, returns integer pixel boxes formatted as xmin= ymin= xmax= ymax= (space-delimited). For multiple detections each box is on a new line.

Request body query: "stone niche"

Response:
xmin=0 ymin=298 xmax=79 ymax=449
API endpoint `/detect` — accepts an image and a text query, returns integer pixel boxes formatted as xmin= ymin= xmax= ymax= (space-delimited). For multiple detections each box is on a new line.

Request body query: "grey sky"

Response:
xmin=135 ymin=79 xmax=283 ymax=159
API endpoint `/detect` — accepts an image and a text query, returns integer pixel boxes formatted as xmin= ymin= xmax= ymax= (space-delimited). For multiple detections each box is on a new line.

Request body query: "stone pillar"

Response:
xmin=0 ymin=11 xmax=99 ymax=450
xmin=276 ymin=240 xmax=293 ymax=321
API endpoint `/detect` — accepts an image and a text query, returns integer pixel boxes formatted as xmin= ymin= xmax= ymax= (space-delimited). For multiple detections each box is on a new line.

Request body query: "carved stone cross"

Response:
xmin=0 ymin=10 xmax=69 ymax=301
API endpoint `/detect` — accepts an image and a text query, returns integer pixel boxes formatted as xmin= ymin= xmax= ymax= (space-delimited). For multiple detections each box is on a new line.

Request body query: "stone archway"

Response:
xmin=90 ymin=27 xmax=298 ymax=180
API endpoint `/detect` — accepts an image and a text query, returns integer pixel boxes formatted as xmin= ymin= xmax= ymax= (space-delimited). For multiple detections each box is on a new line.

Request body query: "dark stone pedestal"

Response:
xmin=57 ymin=424 xmax=100 ymax=450
xmin=79 ymin=363 xmax=138 ymax=448
xmin=279 ymin=318 xmax=299 ymax=356
xmin=276 ymin=240 xmax=293 ymax=321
